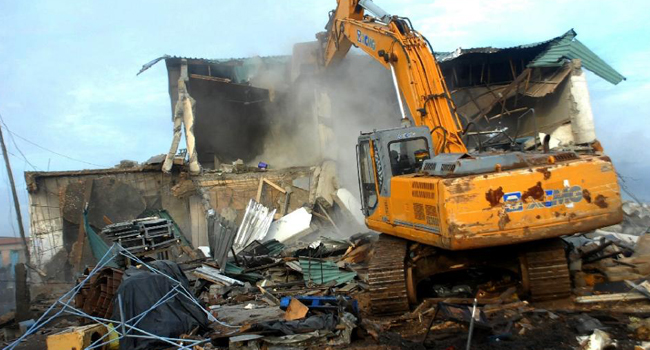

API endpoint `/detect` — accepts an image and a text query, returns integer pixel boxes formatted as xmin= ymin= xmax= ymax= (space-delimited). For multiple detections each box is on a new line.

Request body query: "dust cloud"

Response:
xmin=249 ymin=53 xmax=401 ymax=197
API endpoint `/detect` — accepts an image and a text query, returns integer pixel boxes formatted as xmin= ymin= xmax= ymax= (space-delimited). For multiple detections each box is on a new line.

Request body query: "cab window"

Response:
xmin=388 ymin=137 xmax=430 ymax=176
xmin=357 ymin=141 xmax=378 ymax=214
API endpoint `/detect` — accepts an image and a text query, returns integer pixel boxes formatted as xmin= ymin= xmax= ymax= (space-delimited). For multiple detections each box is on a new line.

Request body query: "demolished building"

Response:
xmin=24 ymin=29 xmax=625 ymax=283
xmin=11 ymin=24 xmax=650 ymax=350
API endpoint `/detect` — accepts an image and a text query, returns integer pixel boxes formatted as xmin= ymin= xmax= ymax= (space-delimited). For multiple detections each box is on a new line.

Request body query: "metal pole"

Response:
xmin=389 ymin=63 xmax=407 ymax=121
xmin=466 ymin=298 xmax=478 ymax=350
xmin=118 ymin=295 xmax=126 ymax=338
xmin=0 ymin=124 xmax=31 ymax=266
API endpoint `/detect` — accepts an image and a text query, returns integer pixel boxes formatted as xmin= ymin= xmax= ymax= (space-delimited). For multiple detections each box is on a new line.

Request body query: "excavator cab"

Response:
xmin=356 ymin=126 xmax=432 ymax=216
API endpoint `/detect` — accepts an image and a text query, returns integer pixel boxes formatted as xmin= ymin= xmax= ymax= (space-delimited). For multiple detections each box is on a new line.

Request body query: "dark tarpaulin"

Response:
xmin=113 ymin=261 xmax=208 ymax=350
xmin=250 ymin=314 xmax=338 ymax=335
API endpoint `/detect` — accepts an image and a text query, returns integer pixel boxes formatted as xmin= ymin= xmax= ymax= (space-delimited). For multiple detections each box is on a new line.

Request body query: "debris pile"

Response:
xmin=5 ymin=186 xmax=650 ymax=350
xmin=565 ymin=201 xmax=650 ymax=301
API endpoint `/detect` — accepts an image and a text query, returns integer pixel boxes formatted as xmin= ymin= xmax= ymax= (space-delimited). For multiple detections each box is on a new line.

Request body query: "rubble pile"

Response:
xmin=0 ymin=198 xmax=647 ymax=350
xmin=566 ymin=201 xmax=650 ymax=297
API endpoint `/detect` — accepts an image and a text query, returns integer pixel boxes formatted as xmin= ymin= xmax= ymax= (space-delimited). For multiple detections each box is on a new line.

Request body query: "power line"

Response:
xmin=0 ymin=112 xmax=108 ymax=168
xmin=0 ymin=120 xmax=39 ymax=171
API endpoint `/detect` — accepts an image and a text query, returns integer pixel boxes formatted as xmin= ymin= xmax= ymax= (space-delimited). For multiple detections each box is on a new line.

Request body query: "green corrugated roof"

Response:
xmin=84 ymin=210 xmax=119 ymax=268
xmin=528 ymin=30 xmax=625 ymax=85
xmin=299 ymin=259 xmax=357 ymax=286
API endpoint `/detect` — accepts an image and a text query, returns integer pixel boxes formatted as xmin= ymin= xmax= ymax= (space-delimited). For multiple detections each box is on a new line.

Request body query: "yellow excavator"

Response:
xmin=317 ymin=0 xmax=623 ymax=314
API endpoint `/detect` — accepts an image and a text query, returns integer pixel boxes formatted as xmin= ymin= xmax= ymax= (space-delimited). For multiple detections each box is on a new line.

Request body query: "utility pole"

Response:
xmin=0 ymin=124 xmax=31 ymax=266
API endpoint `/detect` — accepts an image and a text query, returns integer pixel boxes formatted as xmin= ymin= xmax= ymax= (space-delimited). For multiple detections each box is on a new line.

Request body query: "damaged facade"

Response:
xmin=436 ymin=29 xmax=625 ymax=151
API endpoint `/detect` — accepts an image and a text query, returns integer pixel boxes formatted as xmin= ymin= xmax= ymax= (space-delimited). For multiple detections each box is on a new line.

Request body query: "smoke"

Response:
xmin=245 ymin=52 xmax=402 ymax=192
xmin=248 ymin=80 xmax=323 ymax=169
xmin=320 ymin=55 xmax=402 ymax=193
xmin=247 ymin=53 xmax=401 ymax=198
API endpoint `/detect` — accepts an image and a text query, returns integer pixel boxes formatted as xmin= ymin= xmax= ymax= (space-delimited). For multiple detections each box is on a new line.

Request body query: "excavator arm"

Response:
xmin=319 ymin=0 xmax=467 ymax=154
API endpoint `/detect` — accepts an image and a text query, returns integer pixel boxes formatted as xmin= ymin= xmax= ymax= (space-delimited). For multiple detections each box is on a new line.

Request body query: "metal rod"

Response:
xmin=466 ymin=298 xmax=478 ymax=350
xmin=8 ymin=243 xmax=239 ymax=350
xmin=6 ymin=245 xmax=120 ymax=350
xmin=118 ymin=295 xmax=126 ymax=339
xmin=390 ymin=63 xmax=407 ymax=121
xmin=0 ymin=123 xmax=31 ymax=266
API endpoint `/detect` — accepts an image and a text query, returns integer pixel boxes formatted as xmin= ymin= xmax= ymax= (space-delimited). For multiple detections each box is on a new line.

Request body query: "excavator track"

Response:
xmin=367 ymin=235 xmax=409 ymax=315
xmin=521 ymin=238 xmax=572 ymax=301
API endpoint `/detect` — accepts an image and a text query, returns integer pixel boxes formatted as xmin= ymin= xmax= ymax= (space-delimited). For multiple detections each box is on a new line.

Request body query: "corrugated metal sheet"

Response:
xmin=437 ymin=29 xmax=624 ymax=85
xmin=529 ymin=31 xmax=625 ymax=85
xmin=299 ymin=259 xmax=356 ymax=286
xmin=194 ymin=265 xmax=244 ymax=286
xmin=225 ymin=262 xmax=264 ymax=283
xmin=263 ymin=240 xmax=285 ymax=256
xmin=233 ymin=200 xmax=276 ymax=253
xmin=207 ymin=214 xmax=237 ymax=272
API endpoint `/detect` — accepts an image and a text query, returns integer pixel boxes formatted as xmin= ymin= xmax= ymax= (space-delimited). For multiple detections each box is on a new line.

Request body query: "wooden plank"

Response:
xmin=189 ymin=73 xmax=231 ymax=83
xmin=575 ymin=293 xmax=647 ymax=303
xmin=255 ymin=177 xmax=265 ymax=203
xmin=263 ymin=178 xmax=286 ymax=194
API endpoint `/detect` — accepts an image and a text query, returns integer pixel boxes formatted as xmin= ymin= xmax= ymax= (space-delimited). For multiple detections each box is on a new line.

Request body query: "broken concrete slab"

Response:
xmin=309 ymin=160 xmax=338 ymax=208
xmin=333 ymin=188 xmax=365 ymax=227
xmin=635 ymin=235 xmax=650 ymax=257
xmin=577 ymin=329 xmax=615 ymax=350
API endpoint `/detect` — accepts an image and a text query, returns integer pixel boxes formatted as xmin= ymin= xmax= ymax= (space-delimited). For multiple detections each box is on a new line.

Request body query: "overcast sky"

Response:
xmin=0 ymin=0 xmax=648 ymax=236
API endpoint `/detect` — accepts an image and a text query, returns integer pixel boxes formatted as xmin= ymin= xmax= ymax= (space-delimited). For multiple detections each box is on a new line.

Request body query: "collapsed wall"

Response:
xmin=24 ymin=165 xmax=317 ymax=282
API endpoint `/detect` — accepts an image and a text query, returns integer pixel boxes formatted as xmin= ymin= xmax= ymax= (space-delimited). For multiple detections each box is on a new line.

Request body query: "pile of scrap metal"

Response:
xmin=189 ymin=233 xmax=372 ymax=349
xmin=101 ymin=217 xmax=179 ymax=254
xmin=193 ymin=233 xmax=372 ymax=305
xmin=89 ymin=211 xmax=202 ymax=265
xmin=2 ymin=233 xmax=372 ymax=349
xmin=563 ymin=201 xmax=650 ymax=307
xmin=204 ymin=160 xmax=366 ymax=274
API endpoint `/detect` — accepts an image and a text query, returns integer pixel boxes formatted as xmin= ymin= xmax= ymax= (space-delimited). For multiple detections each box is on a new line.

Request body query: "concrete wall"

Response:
xmin=25 ymin=166 xmax=313 ymax=281
xmin=26 ymin=168 xmax=189 ymax=279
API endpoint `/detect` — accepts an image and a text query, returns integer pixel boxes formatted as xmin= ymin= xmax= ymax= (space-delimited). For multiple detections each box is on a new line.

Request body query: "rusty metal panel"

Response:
xmin=441 ymin=155 xmax=623 ymax=249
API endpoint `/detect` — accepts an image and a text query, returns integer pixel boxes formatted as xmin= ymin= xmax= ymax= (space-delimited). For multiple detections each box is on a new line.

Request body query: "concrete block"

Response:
xmin=46 ymin=324 xmax=108 ymax=350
